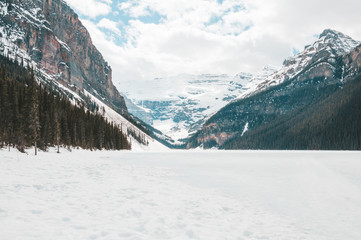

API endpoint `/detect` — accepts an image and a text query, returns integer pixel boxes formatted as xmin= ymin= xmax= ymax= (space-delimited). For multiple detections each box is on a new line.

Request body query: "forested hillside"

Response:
xmin=0 ymin=56 xmax=130 ymax=153
xmin=223 ymin=75 xmax=361 ymax=150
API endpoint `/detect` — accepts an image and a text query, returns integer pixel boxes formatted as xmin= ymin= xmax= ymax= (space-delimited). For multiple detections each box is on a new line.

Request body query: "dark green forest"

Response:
xmin=223 ymin=75 xmax=361 ymax=150
xmin=0 ymin=55 xmax=131 ymax=153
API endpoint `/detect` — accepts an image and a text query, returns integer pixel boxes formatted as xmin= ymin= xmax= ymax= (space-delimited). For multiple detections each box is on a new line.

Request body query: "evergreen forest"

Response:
xmin=222 ymin=75 xmax=361 ymax=150
xmin=0 ymin=55 xmax=131 ymax=153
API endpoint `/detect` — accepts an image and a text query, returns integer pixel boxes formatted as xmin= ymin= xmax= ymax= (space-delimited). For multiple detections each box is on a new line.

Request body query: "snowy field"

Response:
xmin=1 ymin=149 xmax=361 ymax=240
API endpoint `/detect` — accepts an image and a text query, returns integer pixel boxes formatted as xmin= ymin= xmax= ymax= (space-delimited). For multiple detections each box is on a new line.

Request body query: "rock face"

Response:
xmin=0 ymin=0 xmax=127 ymax=114
xmin=187 ymin=29 xmax=361 ymax=149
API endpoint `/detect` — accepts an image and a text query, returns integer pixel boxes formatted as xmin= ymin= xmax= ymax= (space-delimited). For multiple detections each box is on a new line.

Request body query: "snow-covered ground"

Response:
xmin=1 ymin=149 xmax=361 ymax=240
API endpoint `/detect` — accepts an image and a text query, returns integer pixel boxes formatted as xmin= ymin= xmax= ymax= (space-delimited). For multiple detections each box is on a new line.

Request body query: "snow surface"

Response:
xmin=1 ymin=149 xmax=361 ymax=240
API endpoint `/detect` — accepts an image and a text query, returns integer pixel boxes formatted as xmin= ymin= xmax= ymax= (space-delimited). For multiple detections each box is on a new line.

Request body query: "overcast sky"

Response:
xmin=64 ymin=0 xmax=361 ymax=98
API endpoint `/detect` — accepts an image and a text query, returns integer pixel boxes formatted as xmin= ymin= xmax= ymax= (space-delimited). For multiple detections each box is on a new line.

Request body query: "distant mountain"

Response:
xmin=0 ymin=0 xmax=163 ymax=149
xmin=187 ymin=29 xmax=361 ymax=149
xmin=129 ymin=67 xmax=276 ymax=145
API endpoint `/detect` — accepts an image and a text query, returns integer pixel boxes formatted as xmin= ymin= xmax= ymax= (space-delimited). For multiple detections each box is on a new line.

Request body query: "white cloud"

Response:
xmin=65 ymin=0 xmax=111 ymax=18
xmin=66 ymin=0 xmax=361 ymax=99
xmin=97 ymin=18 xmax=122 ymax=37
xmin=99 ymin=0 xmax=112 ymax=4
xmin=242 ymin=0 xmax=361 ymax=52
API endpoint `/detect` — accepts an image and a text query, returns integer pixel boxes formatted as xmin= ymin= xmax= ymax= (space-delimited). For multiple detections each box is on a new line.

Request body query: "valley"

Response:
xmin=1 ymin=0 xmax=361 ymax=151
xmin=127 ymin=68 xmax=276 ymax=145
xmin=1 ymin=1 xmax=361 ymax=240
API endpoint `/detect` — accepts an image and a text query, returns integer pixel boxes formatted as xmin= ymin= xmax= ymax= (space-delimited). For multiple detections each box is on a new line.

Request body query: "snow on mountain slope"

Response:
xmin=129 ymin=68 xmax=276 ymax=144
xmin=130 ymin=73 xmax=251 ymax=143
xmin=239 ymin=29 xmax=361 ymax=99
xmin=84 ymin=91 xmax=168 ymax=151
xmin=0 ymin=2 xmax=34 ymax=68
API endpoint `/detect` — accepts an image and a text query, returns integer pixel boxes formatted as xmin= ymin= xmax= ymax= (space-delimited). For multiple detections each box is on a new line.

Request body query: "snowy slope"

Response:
xmin=1 ymin=149 xmax=361 ymax=240
xmin=129 ymin=68 xmax=276 ymax=144
xmin=84 ymin=90 xmax=168 ymax=151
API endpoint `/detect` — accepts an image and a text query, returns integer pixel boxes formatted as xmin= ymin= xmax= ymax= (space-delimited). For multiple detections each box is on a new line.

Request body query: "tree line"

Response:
xmin=0 ymin=55 xmax=131 ymax=154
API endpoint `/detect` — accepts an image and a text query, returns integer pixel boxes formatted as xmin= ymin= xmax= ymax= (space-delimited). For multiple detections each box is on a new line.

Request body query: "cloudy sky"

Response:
xmin=64 ymin=0 xmax=361 ymax=98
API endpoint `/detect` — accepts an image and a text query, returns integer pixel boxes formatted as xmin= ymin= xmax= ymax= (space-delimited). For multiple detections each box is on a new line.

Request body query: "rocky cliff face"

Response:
xmin=343 ymin=45 xmax=361 ymax=81
xmin=0 ymin=0 xmax=127 ymax=114
xmin=187 ymin=29 xmax=361 ymax=149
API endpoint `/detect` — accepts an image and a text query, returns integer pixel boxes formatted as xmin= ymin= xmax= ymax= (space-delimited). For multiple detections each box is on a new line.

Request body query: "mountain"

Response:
xmin=187 ymin=29 xmax=361 ymax=149
xmin=0 ymin=0 xmax=127 ymax=114
xmin=128 ymin=67 xmax=276 ymax=145
xmin=223 ymin=72 xmax=361 ymax=150
xmin=0 ymin=0 xmax=165 ymax=150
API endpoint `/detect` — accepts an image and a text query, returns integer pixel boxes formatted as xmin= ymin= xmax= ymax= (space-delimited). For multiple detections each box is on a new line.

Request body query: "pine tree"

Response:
xmin=29 ymin=92 xmax=40 ymax=155
xmin=28 ymin=68 xmax=40 ymax=155
xmin=53 ymin=110 xmax=61 ymax=153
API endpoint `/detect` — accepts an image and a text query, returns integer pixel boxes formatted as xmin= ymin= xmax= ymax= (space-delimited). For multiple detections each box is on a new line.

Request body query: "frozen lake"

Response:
xmin=1 ymin=150 xmax=361 ymax=239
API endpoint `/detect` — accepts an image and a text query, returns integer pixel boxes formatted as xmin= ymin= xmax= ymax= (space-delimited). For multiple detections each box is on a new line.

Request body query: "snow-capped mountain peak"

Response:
xmin=238 ymin=29 xmax=360 ymax=99
xmin=317 ymin=29 xmax=360 ymax=55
